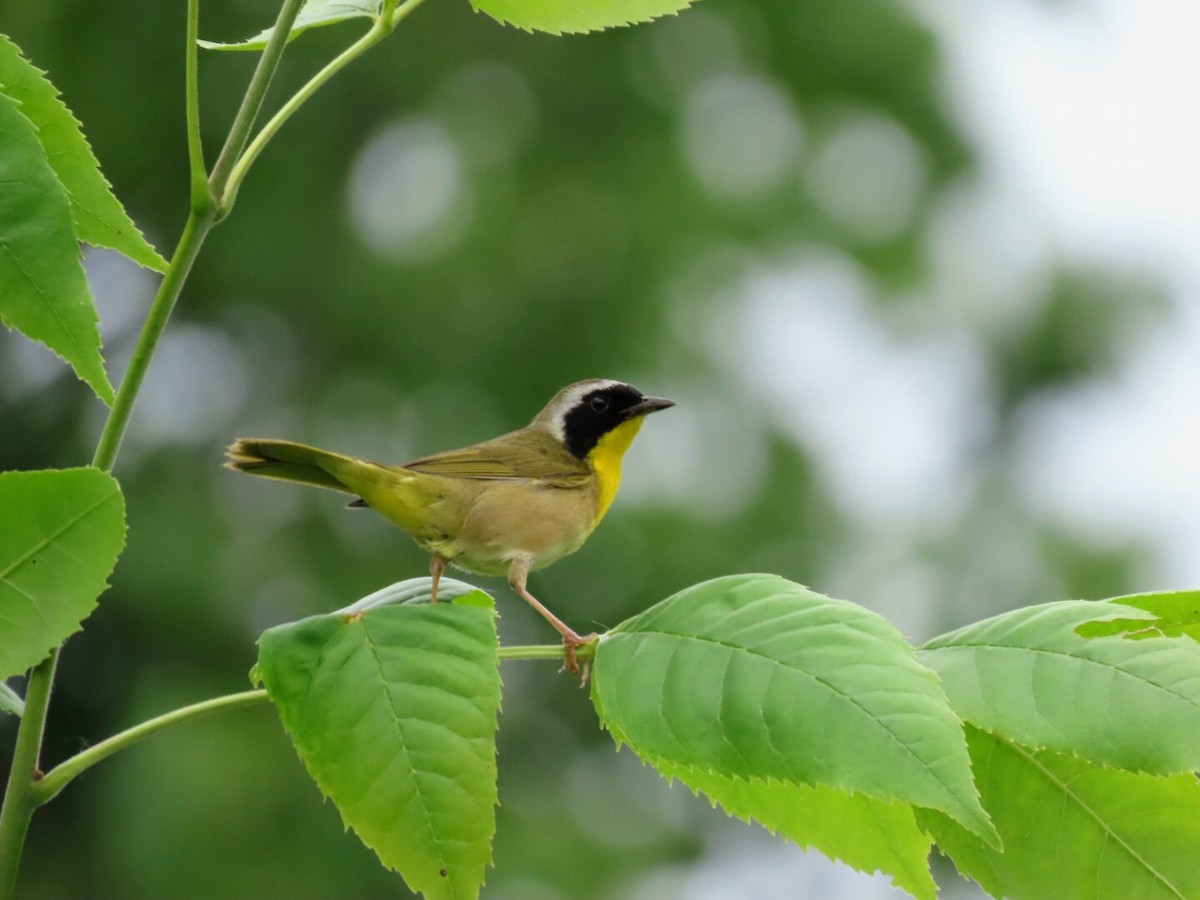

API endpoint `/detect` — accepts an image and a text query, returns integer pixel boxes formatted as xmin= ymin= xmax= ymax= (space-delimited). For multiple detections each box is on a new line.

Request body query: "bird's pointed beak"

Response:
xmin=626 ymin=396 xmax=676 ymax=417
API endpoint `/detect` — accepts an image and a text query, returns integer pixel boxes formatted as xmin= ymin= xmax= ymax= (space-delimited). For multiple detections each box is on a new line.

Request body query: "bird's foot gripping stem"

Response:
xmin=508 ymin=556 xmax=600 ymax=685
xmin=561 ymin=630 xmax=599 ymax=685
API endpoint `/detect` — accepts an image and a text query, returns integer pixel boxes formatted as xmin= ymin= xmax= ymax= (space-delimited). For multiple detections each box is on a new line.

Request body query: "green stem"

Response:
xmin=0 ymin=203 xmax=218 ymax=897
xmin=24 ymin=642 xmax=580 ymax=803
xmin=31 ymin=691 xmax=270 ymax=805
xmin=185 ymin=0 xmax=209 ymax=211
xmin=0 ymin=654 xmax=58 ymax=898
xmin=0 ymin=6 xmax=313 ymax=892
xmin=91 ymin=208 xmax=215 ymax=472
xmin=2 ymin=2 xmax=428 ymax=892
xmin=208 ymin=0 xmax=306 ymax=210
xmin=0 ymin=637 xmax=581 ymax=889
xmin=498 ymin=642 xmax=598 ymax=662
xmin=221 ymin=0 xmax=428 ymax=206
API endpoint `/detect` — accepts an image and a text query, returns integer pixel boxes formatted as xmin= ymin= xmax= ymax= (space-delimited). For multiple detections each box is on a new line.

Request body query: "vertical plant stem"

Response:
xmin=209 ymin=0 xmax=306 ymax=209
xmin=0 ymin=204 xmax=217 ymax=900
xmin=90 ymin=209 xmax=215 ymax=472
xmin=0 ymin=654 xmax=57 ymax=898
xmin=1 ymin=0 xmax=425 ymax=890
xmin=0 ymin=4 xmax=309 ymax=895
xmin=221 ymin=0 xmax=429 ymax=206
xmin=185 ymin=0 xmax=210 ymax=211
xmin=220 ymin=22 xmax=387 ymax=205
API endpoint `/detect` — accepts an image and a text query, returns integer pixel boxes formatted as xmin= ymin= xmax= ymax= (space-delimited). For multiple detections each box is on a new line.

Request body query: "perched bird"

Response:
xmin=226 ymin=379 xmax=674 ymax=674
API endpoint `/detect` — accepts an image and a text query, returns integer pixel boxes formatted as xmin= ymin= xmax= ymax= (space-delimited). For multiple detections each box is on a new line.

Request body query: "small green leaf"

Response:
xmin=199 ymin=0 xmax=379 ymax=51
xmin=1075 ymin=590 xmax=1200 ymax=642
xmin=592 ymin=574 xmax=996 ymax=845
xmin=921 ymin=726 xmax=1200 ymax=900
xmin=920 ymin=599 xmax=1200 ymax=775
xmin=0 ymin=33 xmax=167 ymax=271
xmin=334 ymin=575 xmax=487 ymax=614
xmin=0 ymin=681 xmax=24 ymax=717
xmin=256 ymin=598 xmax=500 ymax=899
xmin=470 ymin=0 xmax=698 ymax=35
xmin=0 ymin=468 xmax=126 ymax=678
xmin=650 ymin=757 xmax=936 ymax=899
xmin=0 ymin=92 xmax=114 ymax=405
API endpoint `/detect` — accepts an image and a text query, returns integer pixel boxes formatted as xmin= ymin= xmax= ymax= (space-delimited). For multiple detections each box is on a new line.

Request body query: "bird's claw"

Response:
xmin=561 ymin=632 xmax=599 ymax=687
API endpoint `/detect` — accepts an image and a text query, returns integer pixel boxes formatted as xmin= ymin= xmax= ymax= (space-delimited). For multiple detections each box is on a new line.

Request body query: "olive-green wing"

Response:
xmin=404 ymin=430 xmax=589 ymax=488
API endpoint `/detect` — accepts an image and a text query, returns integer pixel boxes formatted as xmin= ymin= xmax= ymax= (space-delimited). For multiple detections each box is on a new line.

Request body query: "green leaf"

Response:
xmin=591 ymin=574 xmax=996 ymax=845
xmin=0 ymin=468 xmax=126 ymax=679
xmin=0 ymin=92 xmax=114 ymax=405
xmin=255 ymin=594 xmax=501 ymax=899
xmin=469 ymin=0 xmax=698 ymax=35
xmin=334 ymin=575 xmax=488 ymax=614
xmin=921 ymin=726 xmax=1200 ymax=900
xmin=0 ymin=681 xmax=23 ymax=717
xmin=649 ymin=757 xmax=936 ymax=899
xmin=199 ymin=0 xmax=379 ymax=51
xmin=1075 ymin=590 xmax=1200 ymax=642
xmin=0 ymin=33 xmax=167 ymax=271
xmin=919 ymin=599 xmax=1200 ymax=775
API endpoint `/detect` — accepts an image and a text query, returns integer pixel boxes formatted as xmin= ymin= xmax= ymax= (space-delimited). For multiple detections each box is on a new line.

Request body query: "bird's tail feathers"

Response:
xmin=225 ymin=438 xmax=359 ymax=494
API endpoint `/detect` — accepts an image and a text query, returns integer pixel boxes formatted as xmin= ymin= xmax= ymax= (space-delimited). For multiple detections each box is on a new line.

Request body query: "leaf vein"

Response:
xmin=0 ymin=490 xmax=114 ymax=584
xmin=359 ymin=619 xmax=449 ymax=873
xmin=933 ymin=642 xmax=1200 ymax=715
xmin=627 ymin=628 xmax=960 ymax=801
xmin=1008 ymin=739 xmax=1186 ymax=899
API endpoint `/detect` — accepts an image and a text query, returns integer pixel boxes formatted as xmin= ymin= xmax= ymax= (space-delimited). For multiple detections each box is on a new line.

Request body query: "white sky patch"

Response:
xmin=716 ymin=253 xmax=988 ymax=530
xmin=911 ymin=0 xmax=1200 ymax=583
xmin=919 ymin=0 xmax=1200 ymax=275
xmin=1014 ymin=300 xmax=1200 ymax=583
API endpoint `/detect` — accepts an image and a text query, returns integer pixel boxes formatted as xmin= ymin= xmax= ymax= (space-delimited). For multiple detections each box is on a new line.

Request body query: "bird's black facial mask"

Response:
xmin=562 ymin=383 xmax=650 ymax=459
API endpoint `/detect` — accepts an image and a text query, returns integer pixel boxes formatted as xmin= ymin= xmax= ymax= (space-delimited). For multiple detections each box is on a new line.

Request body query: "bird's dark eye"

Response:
xmin=590 ymin=395 xmax=609 ymax=412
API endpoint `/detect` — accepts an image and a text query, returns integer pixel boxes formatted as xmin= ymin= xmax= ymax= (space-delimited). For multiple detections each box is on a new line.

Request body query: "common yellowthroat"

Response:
xmin=226 ymin=379 xmax=674 ymax=673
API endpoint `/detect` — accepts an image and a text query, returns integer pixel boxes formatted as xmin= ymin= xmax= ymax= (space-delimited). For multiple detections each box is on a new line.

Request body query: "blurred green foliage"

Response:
xmin=0 ymin=0 xmax=1154 ymax=895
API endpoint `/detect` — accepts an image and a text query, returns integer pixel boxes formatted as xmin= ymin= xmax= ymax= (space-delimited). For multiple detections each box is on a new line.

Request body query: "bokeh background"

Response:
xmin=3 ymin=0 xmax=1198 ymax=896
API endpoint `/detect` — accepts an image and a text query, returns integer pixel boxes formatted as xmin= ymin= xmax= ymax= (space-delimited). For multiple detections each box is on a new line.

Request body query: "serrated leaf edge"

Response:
xmin=0 ymin=34 xmax=167 ymax=271
xmin=601 ymin=624 xmax=995 ymax=843
xmin=615 ymin=744 xmax=936 ymax=900
xmin=469 ymin=0 xmax=700 ymax=36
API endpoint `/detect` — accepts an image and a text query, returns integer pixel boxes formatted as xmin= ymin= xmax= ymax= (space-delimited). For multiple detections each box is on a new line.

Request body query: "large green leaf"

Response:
xmin=0 ymin=468 xmax=126 ymax=678
xmin=1075 ymin=590 xmax=1200 ymax=642
xmin=651 ymin=757 xmax=936 ymax=899
xmin=0 ymin=33 xmax=166 ymax=271
xmin=0 ymin=92 xmax=114 ymax=405
xmin=592 ymin=574 xmax=996 ymax=844
xmin=921 ymin=726 xmax=1200 ymax=900
xmin=255 ymin=592 xmax=500 ymax=900
xmin=199 ymin=0 xmax=379 ymax=51
xmin=919 ymin=599 xmax=1200 ymax=775
xmin=469 ymin=0 xmax=698 ymax=35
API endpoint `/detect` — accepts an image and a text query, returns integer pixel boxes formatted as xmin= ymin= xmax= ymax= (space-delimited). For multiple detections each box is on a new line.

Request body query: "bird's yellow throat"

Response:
xmin=587 ymin=416 xmax=646 ymax=524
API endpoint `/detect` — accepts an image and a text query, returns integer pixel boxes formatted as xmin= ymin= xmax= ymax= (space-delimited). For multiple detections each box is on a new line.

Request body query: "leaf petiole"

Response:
xmin=30 ymin=690 xmax=270 ymax=805
xmin=498 ymin=643 xmax=597 ymax=662
xmin=25 ymin=641 xmax=581 ymax=807
xmin=219 ymin=0 xmax=429 ymax=213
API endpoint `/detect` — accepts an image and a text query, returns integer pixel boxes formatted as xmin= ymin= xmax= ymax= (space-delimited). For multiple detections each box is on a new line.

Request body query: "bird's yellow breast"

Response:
xmin=587 ymin=416 xmax=645 ymax=526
